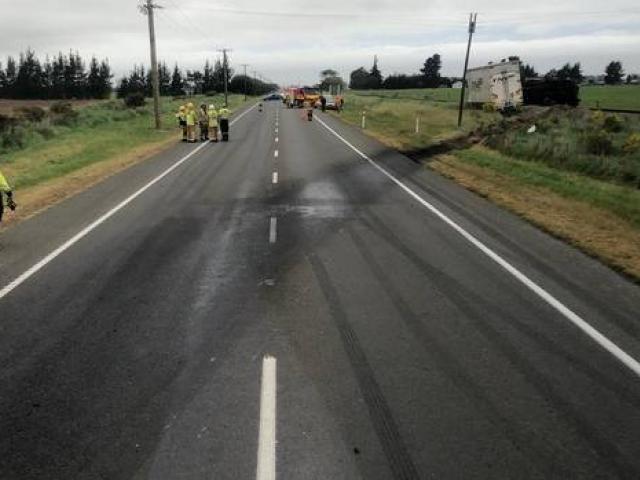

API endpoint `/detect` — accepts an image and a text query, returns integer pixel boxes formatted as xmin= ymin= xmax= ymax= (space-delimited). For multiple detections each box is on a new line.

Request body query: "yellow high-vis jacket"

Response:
xmin=208 ymin=108 xmax=218 ymax=127
xmin=0 ymin=170 xmax=12 ymax=193
xmin=218 ymin=108 xmax=230 ymax=120
xmin=185 ymin=109 xmax=197 ymax=126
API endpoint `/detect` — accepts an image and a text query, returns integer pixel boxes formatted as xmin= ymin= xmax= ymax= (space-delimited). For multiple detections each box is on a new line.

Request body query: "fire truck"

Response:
xmin=285 ymin=87 xmax=321 ymax=108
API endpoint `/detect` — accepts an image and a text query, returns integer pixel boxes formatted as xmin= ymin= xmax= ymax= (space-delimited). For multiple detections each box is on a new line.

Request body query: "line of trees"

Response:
xmin=117 ymin=59 xmax=276 ymax=98
xmin=0 ymin=49 xmax=112 ymax=100
xmin=521 ymin=58 xmax=630 ymax=85
xmin=350 ymin=54 xmax=452 ymax=90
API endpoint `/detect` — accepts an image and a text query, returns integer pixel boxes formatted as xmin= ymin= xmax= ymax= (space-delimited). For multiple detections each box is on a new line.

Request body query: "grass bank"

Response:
xmin=336 ymin=91 xmax=497 ymax=151
xmin=333 ymin=91 xmax=640 ymax=281
xmin=431 ymin=147 xmax=640 ymax=280
xmin=0 ymin=94 xmax=251 ymax=226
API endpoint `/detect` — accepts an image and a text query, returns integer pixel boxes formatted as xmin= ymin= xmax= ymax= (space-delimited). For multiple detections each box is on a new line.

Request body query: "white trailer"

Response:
xmin=467 ymin=60 xmax=523 ymax=109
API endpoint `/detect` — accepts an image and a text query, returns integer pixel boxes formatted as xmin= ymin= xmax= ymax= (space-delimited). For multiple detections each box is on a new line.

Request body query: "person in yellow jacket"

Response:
xmin=176 ymin=105 xmax=187 ymax=142
xmin=208 ymin=104 xmax=219 ymax=142
xmin=198 ymin=104 xmax=209 ymax=142
xmin=185 ymin=103 xmax=198 ymax=143
xmin=0 ymin=169 xmax=17 ymax=223
xmin=218 ymin=106 xmax=230 ymax=141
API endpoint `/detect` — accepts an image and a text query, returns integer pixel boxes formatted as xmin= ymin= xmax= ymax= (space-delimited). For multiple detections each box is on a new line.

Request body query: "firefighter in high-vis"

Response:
xmin=185 ymin=103 xmax=197 ymax=143
xmin=208 ymin=104 xmax=219 ymax=142
xmin=176 ymin=105 xmax=187 ymax=142
xmin=0 ymin=168 xmax=17 ymax=223
xmin=219 ymin=106 xmax=230 ymax=141
xmin=198 ymin=104 xmax=209 ymax=142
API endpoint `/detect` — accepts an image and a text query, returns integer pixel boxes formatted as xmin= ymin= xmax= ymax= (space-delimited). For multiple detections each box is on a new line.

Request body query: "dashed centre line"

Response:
xmin=256 ymin=356 xmax=277 ymax=480
xmin=269 ymin=217 xmax=278 ymax=244
xmin=274 ymin=150 xmax=279 ymax=158
xmin=272 ymin=172 xmax=279 ymax=184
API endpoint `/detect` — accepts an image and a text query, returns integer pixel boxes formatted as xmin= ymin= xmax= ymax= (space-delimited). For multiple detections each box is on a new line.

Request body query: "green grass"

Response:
xmin=580 ymin=85 xmax=640 ymax=111
xmin=352 ymin=85 xmax=640 ymax=111
xmin=349 ymin=88 xmax=462 ymax=103
xmin=487 ymin=109 xmax=640 ymax=187
xmin=0 ymin=94 xmax=251 ymax=189
xmin=454 ymin=147 xmax=640 ymax=227
xmin=336 ymin=91 xmax=496 ymax=151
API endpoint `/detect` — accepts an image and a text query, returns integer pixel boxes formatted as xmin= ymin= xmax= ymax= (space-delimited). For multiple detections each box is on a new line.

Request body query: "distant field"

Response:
xmin=579 ymin=85 xmax=640 ymax=111
xmin=0 ymin=99 xmax=103 ymax=116
xmin=350 ymin=85 xmax=640 ymax=112
xmin=349 ymin=88 xmax=461 ymax=103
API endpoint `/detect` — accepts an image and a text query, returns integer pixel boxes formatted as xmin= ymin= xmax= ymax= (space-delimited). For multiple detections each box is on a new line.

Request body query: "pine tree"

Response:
xmin=98 ymin=60 xmax=112 ymax=99
xmin=421 ymin=54 xmax=442 ymax=88
xmin=87 ymin=57 xmax=102 ymax=99
xmin=170 ymin=64 xmax=184 ymax=96
xmin=5 ymin=56 xmax=17 ymax=97
xmin=15 ymin=49 xmax=45 ymax=99
xmin=0 ymin=62 xmax=6 ymax=97
xmin=369 ymin=56 xmax=383 ymax=89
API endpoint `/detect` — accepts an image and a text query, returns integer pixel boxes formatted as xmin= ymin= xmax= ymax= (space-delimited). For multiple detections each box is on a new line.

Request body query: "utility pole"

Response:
xmin=253 ymin=70 xmax=258 ymax=96
xmin=241 ymin=63 xmax=249 ymax=100
xmin=217 ymin=48 xmax=232 ymax=107
xmin=140 ymin=0 xmax=163 ymax=129
xmin=457 ymin=12 xmax=477 ymax=128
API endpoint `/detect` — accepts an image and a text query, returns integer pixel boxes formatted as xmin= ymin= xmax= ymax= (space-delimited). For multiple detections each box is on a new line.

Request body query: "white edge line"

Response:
xmin=315 ymin=116 xmax=640 ymax=378
xmin=269 ymin=217 xmax=278 ymax=244
xmin=0 ymin=103 xmax=259 ymax=300
xmin=256 ymin=355 xmax=277 ymax=480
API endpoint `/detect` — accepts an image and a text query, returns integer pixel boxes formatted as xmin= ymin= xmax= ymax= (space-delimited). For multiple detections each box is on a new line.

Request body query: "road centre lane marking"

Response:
xmin=274 ymin=150 xmax=279 ymax=158
xmin=256 ymin=356 xmax=277 ymax=480
xmin=272 ymin=172 xmax=279 ymax=184
xmin=269 ymin=217 xmax=278 ymax=244
xmin=0 ymin=103 xmax=258 ymax=301
xmin=275 ymin=137 xmax=279 ymax=143
xmin=315 ymin=116 xmax=640 ymax=378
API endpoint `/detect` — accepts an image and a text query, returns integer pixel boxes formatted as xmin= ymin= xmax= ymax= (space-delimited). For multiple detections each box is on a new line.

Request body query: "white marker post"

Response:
xmin=415 ymin=114 xmax=421 ymax=134
xmin=361 ymin=110 xmax=366 ymax=129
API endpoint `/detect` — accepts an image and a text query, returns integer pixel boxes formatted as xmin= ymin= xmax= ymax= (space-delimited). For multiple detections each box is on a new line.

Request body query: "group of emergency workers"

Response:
xmin=176 ymin=103 xmax=230 ymax=143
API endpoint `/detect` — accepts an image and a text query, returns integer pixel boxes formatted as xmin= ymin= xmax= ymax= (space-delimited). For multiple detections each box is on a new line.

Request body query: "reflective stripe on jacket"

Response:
xmin=0 ymin=170 xmax=11 ymax=193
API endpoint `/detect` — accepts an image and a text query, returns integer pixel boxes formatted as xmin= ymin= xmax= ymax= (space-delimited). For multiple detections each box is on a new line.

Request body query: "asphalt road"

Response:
xmin=1 ymin=101 xmax=640 ymax=479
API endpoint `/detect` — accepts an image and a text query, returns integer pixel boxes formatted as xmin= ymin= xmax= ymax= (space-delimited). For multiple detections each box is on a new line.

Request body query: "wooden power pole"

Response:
xmin=241 ymin=63 xmax=249 ymax=101
xmin=457 ymin=12 xmax=477 ymax=128
xmin=140 ymin=0 xmax=163 ymax=129
xmin=218 ymin=48 xmax=232 ymax=107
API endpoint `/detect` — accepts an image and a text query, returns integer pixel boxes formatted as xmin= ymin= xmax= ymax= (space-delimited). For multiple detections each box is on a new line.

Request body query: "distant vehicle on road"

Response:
xmin=315 ymin=95 xmax=339 ymax=110
xmin=263 ymin=93 xmax=283 ymax=101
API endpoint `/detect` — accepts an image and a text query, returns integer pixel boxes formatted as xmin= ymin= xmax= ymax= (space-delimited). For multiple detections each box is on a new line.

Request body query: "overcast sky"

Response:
xmin=1 ymin=0 xmax=638 ymax=85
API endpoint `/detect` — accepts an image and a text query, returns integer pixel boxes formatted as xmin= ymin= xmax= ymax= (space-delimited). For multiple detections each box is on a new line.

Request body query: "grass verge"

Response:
xmin=334 ymin=92 xmax=496 ymax=150
xmin=431 ymin=147 xmax=640 ymax=281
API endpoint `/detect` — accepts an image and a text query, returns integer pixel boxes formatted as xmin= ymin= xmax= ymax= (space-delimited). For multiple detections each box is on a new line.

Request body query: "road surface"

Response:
xmin=1 ymin=101 xmax=640 ymax=479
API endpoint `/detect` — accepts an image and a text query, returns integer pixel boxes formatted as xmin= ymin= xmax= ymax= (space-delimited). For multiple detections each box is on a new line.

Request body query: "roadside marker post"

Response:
xmin=362 ymin=110 xmax=367 ymax=129
xmin=415 ymin=114 xmax=421 ymax=134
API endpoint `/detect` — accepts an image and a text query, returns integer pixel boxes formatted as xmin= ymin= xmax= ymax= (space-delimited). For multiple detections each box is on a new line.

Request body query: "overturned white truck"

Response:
xmin=467 ymin=60 xmax=523 ymax=110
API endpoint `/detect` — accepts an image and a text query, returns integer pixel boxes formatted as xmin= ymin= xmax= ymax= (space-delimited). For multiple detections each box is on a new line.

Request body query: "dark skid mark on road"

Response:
xmin=307 ymin=252 xmax=421 ymax=480
xmin=357 ymin=210 xmax=640 ymax=479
